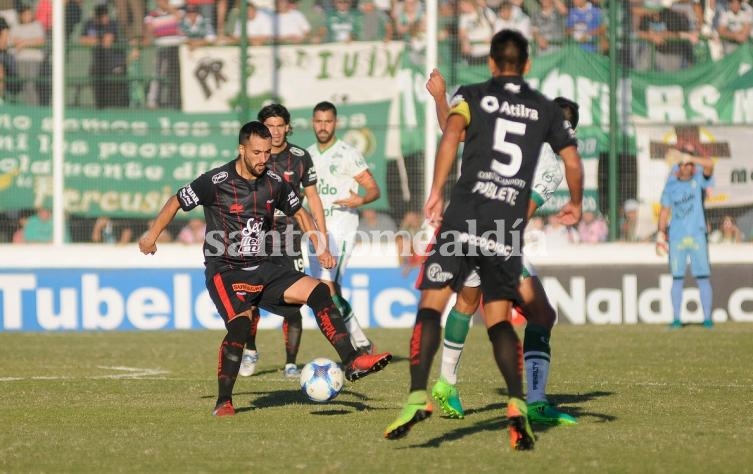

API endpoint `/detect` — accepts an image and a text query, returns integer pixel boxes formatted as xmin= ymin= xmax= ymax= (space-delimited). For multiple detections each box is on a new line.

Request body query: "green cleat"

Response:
xmin=508 ymin=398 xmax=535 ymax=451
xmin=431 ymin=377 xmax=465 ymax=419
xmin=384 ymin=391 xmax=433 ymax=440
xmin=527 ymin=401 xmax=577 ymax=426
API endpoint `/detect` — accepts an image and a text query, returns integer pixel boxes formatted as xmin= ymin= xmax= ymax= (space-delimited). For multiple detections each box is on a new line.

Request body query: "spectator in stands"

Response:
xmin=271 ymin=0 xmax=312 ymax=44
xmin=717 ymin=0 xmax=752 ymax=54
xmin=543 ymin=213 xmax=579 ymax=247
xmin=180 ymin=3 xmax=217 ymax=49
xmin=22 ymin=208 xmax=71 ymax=243
xmin=709 ymin=214 xmax=744 ymax=243
xmin=494 ymin=0 xmax=532 ymax=39
xmin=577 ymin=210 xmax=608 ymax=244
xmin=620 ymin=199 xmax=640 ymax=241
xmin=458 ymin=0 xmax=496 ymax=65
xmin=91 ymin=216 xmax=134 ymax=244
xmin=177 ymin=217 xmax=206 ymax=244
xmin=358 ymin=208 xmax=398 ymax=236
xmin=185 ymin=0 xmax=219 ymax=34
xmin=114 ymin=0 xmax=144 ymax=43
xmin=395 ymin=210 xmax=423 ymax=275
xmin=144 ymin=0 xmax=184 ymax=109
xmin=80 ymin=4 xmax=129 ymax=108
xmin=0 ymin=15 xmax=21 ymax=102
xmin=232 ymin=1 xmax=273 ymax=45
xmin=531 ymin=0 xmax=568 ymax=55
xmin=636 ymin=0 xmax=696 ymax=71
xmin=394 ymin=0 xmax=426 ymax=61
xmin=9 ymin=3 xmax=45 ymax=105
xmin=359 ymin=0 xmax=392 ymax=41
xmin=566 ymin=0 xmax=604 ymax=53
xmin=323 ymin=0 xmax=361 ymax=42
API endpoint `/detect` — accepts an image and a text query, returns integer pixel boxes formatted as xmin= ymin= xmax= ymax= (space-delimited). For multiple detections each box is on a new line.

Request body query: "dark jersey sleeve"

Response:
xmin=301 ymin=149 xmax=318 ymax=188
xmin=176 ymin=172 xmax=214 ymax=212
xmin=277 ymin=181 xmax=303 ymax=217
xmin=545 ymin=102 xmax=578 ymax=154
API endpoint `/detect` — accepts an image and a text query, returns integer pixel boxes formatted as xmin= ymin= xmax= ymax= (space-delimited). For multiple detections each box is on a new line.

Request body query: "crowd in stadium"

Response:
xmin=1 ymin=0 xmax=752 ymax=106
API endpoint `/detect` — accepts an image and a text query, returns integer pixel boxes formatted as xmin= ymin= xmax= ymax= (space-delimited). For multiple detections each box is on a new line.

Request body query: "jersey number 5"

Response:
xmin=491 ymin=118 xmax=526 ymax=177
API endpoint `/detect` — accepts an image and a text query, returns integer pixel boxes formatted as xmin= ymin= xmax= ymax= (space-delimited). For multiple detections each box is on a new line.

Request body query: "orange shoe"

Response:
xmin=344 ymin=352 xmax=392 ymax=381
xmin=212 ymin=400 xmax=235 ymax=417
xmin=507 ymin=397 xmax=535 ymax=451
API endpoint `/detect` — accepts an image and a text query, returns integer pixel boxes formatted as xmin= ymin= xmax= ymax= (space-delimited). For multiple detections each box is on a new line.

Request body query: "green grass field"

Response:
xmin=2 ymin=323 xmax=753 ymax=473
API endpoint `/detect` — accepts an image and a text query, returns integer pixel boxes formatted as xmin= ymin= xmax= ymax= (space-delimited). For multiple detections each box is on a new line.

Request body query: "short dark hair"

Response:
xmin=257 ymin=103 xmax=292 ymax=135
xmin=239 ymin=121 xmax=272 ymax=145
xmin=553 ymin=96 xmax=580 ymax=129
xmin=313 ymin=101 xmax=337 ymax=116
xmin=489 ymin=29 xmax=529 ymax=74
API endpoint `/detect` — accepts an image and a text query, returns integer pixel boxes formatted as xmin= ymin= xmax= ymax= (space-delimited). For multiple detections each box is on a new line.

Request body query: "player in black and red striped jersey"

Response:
xmin=139 ymin=121 xmax=391 ymax=416
xmin=237 ymin=104 xmax=328 ymax=379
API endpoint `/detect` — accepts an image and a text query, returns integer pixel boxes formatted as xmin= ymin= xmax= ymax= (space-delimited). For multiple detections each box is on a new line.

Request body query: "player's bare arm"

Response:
xmin=303 ymin=183 xmax=329 ymax=248
xmin=426 ymin=69 xmax=467 ymax=142
xmin=139 ymin=195 xmax=181 ymax=255
xmin=426 ymin=113 xmax=464 ymax=222
xmin=293 ymin=207 xmax=336 ymax=269
xmin=656 ymin=205 xmax=671 ymax=254
xmin=556 ymin=145 xmax=584 ymax=226
xmin=333 ymin=170 xmax=380 ymax=208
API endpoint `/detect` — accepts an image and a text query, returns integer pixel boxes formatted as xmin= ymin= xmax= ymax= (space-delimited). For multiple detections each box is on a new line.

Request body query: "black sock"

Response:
xmin=487 ymin=321 xmax=524 ymax=400
xmin=217 ymin=316 xmax=251 ymax=405
xmin=409 ymin=308 xmax=442 ymax=392
xmin=307 ymin=283 xmax=357 ymax=365
xmin=284 ymin=314 xmax=302 ymax=365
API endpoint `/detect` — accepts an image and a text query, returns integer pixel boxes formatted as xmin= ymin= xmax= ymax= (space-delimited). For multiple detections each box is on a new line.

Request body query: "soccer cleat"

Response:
xmin=238 ymin=349 xmax=259 ymax=377
xmin=283 ymin=363 xmax=300 ymax=378
xmin=703 ymin=320 xmax=714 ymax=329
xmin=669 ymin=320 xmax=683 ymax=329
xmin=431 ymin=377 xmax=464 ymax=419
xmin=507 ymin=398 xmax=535 ymax=451
xmin=384 ymin=391 xmax=433 ymax=440
xmin=344 ymin=351 xmax=392 ymax=382
xmin=212 ymin=400 xmax=235 ymax=417
xmin=527 ymin=401 xmax=577 ymax=426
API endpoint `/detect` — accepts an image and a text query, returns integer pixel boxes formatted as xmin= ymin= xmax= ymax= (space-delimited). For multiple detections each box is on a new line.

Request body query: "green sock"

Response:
xmin=440 ymin=308 xmax=472 ymax=385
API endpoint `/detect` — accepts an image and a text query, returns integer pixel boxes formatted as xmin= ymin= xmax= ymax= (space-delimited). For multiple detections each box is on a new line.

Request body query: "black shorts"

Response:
xmin=265 ymin=222 xmax=305 ymax=273
xmin=416 ymin=224 xmax=522 ymax=304
xmin=205 ymin=260 xmax=307 ymax=323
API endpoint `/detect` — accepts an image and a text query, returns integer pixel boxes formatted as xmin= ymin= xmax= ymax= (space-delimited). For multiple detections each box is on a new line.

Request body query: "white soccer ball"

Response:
xmin=299 ymin=358 xmax=344 ymax=403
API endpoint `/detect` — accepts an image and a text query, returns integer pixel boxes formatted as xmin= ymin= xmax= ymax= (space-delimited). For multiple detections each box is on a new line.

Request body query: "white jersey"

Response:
xmin=307 ymin=139 xmax=369 ymax=235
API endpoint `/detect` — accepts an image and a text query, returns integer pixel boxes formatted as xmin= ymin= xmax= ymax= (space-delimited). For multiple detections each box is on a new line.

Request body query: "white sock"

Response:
xmin=440 ymin=339 xmax=464 ymax=385
xmin=344 ymin=312 xmax=370 ymax=348
xmin=524 ymin=351 xmax=550 ymax=404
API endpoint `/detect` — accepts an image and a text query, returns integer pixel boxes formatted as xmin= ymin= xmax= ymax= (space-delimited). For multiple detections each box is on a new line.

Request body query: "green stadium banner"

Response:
xmin=0 ymin=101 xmax=391 ymax=217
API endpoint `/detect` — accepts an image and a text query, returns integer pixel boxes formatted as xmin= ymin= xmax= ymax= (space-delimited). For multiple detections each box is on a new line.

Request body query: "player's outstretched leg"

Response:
xmin=384 ymin=390 xmax=433 ymax=439
xmin=213 ymin=316 xmax=252 ymax=416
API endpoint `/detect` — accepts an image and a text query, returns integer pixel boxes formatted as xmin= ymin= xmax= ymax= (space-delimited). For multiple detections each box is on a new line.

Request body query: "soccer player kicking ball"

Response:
xmin=426 ymin=67 xmax=580 ymax=426
xmin=139 ymin=121 xmax=391 ymax=416
xmin=384 ymin=30 xmax=583 ymax=450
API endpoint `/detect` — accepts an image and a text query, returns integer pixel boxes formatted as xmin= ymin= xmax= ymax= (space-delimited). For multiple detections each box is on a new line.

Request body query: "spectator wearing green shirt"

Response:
xmin=323 ymin=0 xmax=361 ymax=42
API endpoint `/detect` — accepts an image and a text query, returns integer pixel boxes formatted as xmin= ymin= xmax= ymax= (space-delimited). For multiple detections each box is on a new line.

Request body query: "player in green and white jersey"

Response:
xmin=426 ymin=68 xmax=579 ymax=426
xmin=306 ymin=101 xmax=381 ymax=353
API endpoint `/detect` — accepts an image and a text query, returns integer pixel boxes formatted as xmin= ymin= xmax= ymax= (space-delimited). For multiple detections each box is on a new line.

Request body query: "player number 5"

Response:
xmin=491 ymin=118 xmax=525 ymax=177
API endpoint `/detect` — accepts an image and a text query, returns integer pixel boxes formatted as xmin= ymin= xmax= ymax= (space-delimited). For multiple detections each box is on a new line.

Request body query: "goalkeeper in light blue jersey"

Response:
xmin=657 ymin=152 xmax=715 ymax=328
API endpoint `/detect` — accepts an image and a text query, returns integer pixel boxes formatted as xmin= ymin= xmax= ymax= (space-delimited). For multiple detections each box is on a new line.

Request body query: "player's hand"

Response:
xmin=138 ymin=235 xmax=157 ymax=255
xmin=556 ymin=200 xmax=582 ymax=226
xmin=318 ymin=250 xmax=337 ymax=269
xmin=333 ymin=192 xmax=364 ymax=209
xmin=423 ymin=191 xmax=444 ymax=226
xmin=426 ymin=68 xmax=447 ymax=99
xmin=655 ymin=231 xmax=668 ymax=257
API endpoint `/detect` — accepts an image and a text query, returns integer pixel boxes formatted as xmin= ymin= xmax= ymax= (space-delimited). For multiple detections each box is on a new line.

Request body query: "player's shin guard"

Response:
xmin=488 ymin=321 xmax=524 ymax=400
xmin=523 ymin=324 xmax=551 ymax=404
xmin=283 ymin=314 xmax=302 ymax=364
xmin=308 ymin=283 xmax=357 ymax=364
xmin=409 ymin=308 xmax=442 ymax=392
xmin=217 ymin=316 xmax=251 ymax=404
xmin=440 ymin=308 xmax=472 ymax=385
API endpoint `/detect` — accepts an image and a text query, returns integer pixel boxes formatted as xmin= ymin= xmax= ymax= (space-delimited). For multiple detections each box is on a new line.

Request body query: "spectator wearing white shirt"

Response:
xmin=494 ymin=0 xmax=532 ymax=39
xmin=232 ymin=1 xmax=273 ymax=45
xmin=717 ymin=0 xmax=752 ymax=54
xmin=271 ymin=0 xmax=311 ymax=44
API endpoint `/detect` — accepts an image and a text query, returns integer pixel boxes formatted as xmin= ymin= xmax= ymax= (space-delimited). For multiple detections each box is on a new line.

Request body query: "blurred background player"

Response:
xmin=657 ymin=151 xmax=714 ymax=329
xmin=239 ymin=103 xmax=327 ymax=379
xmin=139 ymin=121 xmax=392 ymax=416
xmin=426 ymin=68 xmax=581 ymax=426
xmin=384 ymin=30 xmax=583 ymax=450
xmin=307 ymin=101 xmax=381 ymax=354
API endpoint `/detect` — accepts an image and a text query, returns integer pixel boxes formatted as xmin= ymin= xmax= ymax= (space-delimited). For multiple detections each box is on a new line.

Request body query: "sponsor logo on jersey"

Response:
xmin=504 ymin=83 xmax=521 ymax=94
xmin=267 ymin=171 xmax=282 ymax=182
xmin=308 ymin=168 xmax=318 ymax=181
xmin=287 ymin=190 xmax=300 ymax=208
xmin=179 ymin=186 xmax=200 ymax=206
xmin=481 ymin=97 xmax=539 ymax=121
xmin=459 ymin=232 xmax=513 ymax=258
xmin=211 ymin=171 xmax=228 ymax=184
xmin=229 ymin=203 xmax=243 ymax=214
xmin=231 ymin=283 xmax=264 ymax=293
xmin=283 ymin=171 xmax=294 ymax=183
xmin=289 ymin=146 xmax=304 ymax=156
xmin=426 ymin=263 xmax=453 ymax=283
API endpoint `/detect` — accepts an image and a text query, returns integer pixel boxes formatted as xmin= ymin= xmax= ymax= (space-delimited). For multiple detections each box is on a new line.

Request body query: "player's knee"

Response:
xmin=306 ymin=282 xmax=331 ymax=308
xmin=227 ymin=314 xmax=252 ymax=343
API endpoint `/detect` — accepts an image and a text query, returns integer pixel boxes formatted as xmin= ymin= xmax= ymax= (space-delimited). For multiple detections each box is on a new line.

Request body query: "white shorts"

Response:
xmin=463 ymin=255 xmax=537 ymax=287
xmin=307 ymin=231 xmax=356 ymax=284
